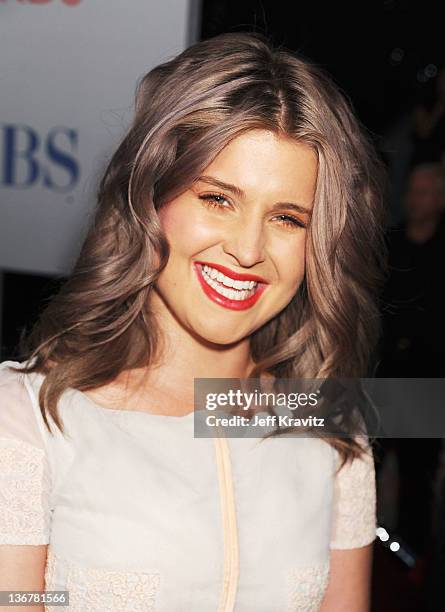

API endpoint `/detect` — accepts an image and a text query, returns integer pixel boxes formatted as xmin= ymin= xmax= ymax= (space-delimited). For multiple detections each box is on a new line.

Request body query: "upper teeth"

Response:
xmin=202 ymin=265 xmax=257 ymax=290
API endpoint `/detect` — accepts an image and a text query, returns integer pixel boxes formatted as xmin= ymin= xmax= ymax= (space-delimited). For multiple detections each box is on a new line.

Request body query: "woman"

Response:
xmin=0 ymin=32 xmax=386 ymax=611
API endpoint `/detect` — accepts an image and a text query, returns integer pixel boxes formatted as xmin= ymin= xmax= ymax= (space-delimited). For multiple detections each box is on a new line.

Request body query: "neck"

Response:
xmin=405 ymin=216 xmax=440 ymax=243
xmin=138 ymin=291 xmax=255 ymax=400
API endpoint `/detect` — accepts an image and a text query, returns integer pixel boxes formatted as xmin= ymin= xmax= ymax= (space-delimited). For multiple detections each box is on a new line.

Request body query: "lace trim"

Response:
xmin=330 ymin=451 xmax=376 ymax=549
xmin=44 ymin=548 xmax=161 ymax=612
xmin=286 ymin=562 xmax=330 ymax=612
xmin=0 ymin=437 xmax=49 ymax=544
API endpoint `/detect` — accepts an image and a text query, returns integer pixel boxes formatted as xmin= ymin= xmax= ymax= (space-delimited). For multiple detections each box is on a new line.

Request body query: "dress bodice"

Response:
xmin=0 ymin=360 xmax=376 ymax=611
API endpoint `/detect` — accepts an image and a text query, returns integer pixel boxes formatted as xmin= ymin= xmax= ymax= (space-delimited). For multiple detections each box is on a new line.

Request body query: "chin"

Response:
xmin=190 ymin=321 xmax=250 ymax=347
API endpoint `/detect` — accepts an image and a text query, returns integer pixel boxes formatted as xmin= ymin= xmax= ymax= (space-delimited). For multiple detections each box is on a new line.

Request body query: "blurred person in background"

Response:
xmin=412 ymin=67 xmax=445 ymax=168
xmin=382 ymin=67 xmax=445 ymax=228
xmin=380 ymin=162 xmax=445 ymax=378
xmin=377 ymin=163 xmax=445 ymax=603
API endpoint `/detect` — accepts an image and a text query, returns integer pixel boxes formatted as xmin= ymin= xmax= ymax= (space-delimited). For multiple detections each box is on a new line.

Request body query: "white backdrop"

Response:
xmin=0 ymin=0 xmax=197 ymax=276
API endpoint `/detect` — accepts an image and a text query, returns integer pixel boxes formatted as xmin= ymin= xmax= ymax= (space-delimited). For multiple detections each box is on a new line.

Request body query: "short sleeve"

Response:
xmin=329 ymin=440 xmax=376 ymax=549
xmin=0 ymin=361 xmax=51 ymax=545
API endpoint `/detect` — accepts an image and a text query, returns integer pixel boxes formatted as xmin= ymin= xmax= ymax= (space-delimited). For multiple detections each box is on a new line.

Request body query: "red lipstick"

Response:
xmin=193 ymin=262 xmax=268 ymax=311
xmin=195 ymin=261 xmax=268 ymax=284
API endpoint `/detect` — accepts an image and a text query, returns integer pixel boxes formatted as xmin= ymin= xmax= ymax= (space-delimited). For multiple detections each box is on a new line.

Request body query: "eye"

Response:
xmin=198 ymin=193 xmax=231 ymax=209
xmin=273 ymin=214 xmax=307 ymax=229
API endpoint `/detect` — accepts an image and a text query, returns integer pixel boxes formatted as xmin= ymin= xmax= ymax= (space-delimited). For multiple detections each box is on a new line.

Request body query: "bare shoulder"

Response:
xmin=80 ymin=367 xmax=162 ymax=413
xmin=81 ymin=376 xmax=134 ymax=410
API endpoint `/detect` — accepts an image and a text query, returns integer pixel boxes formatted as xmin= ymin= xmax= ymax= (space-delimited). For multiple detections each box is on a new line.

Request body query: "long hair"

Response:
xmin=15 ymin=32 xmax=387 ymax=462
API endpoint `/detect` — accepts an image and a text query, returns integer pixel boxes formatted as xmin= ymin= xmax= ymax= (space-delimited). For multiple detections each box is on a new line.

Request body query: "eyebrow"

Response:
xmin=195 ymin=175 xmax=313 ymax=217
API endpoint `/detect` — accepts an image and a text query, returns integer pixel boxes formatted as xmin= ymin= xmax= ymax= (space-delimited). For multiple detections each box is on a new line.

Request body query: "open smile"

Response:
xmin=193 ymin=261 xmax=268 ymax=311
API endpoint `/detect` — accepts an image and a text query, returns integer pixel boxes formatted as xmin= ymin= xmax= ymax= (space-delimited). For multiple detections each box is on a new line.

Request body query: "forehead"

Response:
xmin=200 ymin=129 xmax=318 ymax=200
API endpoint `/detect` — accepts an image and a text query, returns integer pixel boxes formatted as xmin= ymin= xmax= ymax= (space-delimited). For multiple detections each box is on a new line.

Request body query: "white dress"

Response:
xmin=0 ymin=360 xmax=376 ymax=611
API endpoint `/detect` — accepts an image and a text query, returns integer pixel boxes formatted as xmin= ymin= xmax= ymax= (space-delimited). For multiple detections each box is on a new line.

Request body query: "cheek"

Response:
xmin=158 ymin=202 xmax=186 ymax=239
xmin=159 ymin=203 xmax=216 ymax=257
xmin=272 ymin=236 xmax=307 ymax=289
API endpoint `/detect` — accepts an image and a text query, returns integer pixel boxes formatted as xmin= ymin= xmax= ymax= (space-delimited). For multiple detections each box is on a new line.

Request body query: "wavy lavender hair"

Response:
xmin=16 ymin=32 xmax=387 ymax=462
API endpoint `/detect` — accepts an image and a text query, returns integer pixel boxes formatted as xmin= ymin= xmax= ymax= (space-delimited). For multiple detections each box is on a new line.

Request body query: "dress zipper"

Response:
xmin=214 ymin=430 xmax=240 ymax=612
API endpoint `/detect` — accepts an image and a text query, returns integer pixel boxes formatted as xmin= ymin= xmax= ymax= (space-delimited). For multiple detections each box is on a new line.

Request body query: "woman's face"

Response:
xmin=152 ymin=129 xmax=318 ymax=345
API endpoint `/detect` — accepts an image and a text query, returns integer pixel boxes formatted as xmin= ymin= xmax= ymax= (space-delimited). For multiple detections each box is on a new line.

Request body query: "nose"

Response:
xmin=221 ymin=215 xmax=266 ymax=268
